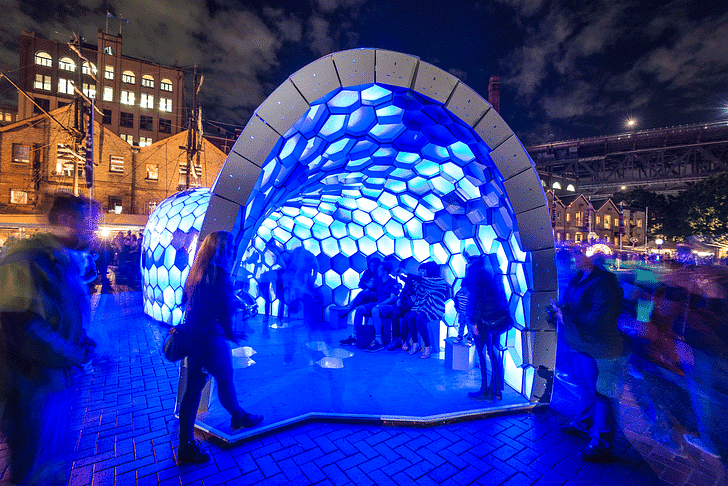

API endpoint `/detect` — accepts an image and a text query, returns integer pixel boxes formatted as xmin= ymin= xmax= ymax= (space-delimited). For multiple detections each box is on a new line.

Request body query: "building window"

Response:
xmin=82 ymin=62 xmax=97 ymax=76
xmin=160 ymin=78 xmax=173 ymax=91
xmin=120 ymin=90 xmax=135 ymax=105
xmin=119 ymin=112 xmax=134 ymax=128
xmin=122 ymin=70 xmax=135 ymax=84
xmin=637 ymin=218 xmax=643 ymax=228
xmin=575 ymin=233 xmax=583 ymax=242
xmin=59 ymin=57 xmax=76 ymax=72
xmin=555 ymin=232 xmax=561 ymax=241
xmin=148 ymin=201 xmax=157 ymax=213
xmin=596 ymin=216 xmax=601 ymax=225
xmin=34 ymin=74 xmax=51 ymax=90
xmin=4 ymin=112 xmax=11 ymax=122
xmin=575 ymin=212 xmax=582 ymax=226
xmin=33 ymin=98 xmax=50 ymax=114
xmin=120 ymin=134 xmax=133 ymax=145
xmin=58 ymin=78 xmax=74 ymax=95
xmin=566 ymin=233 xmax=570 ymax=241
xmin=566 ymin=213 xmax=570 ymax=223
xmin=139 ymin=136 xmax=153 ymax=147
xmin=10 ymin=190 xmax=29 ymax=205
xmin=146 ymin=164 xmax=159 ymax=180
xmin=110 ymin=155 xmax=124 ymax=173
xmin=140 ymin=93 xmax=154 ymax=109
xmin=103 ymin=86 xmax=113 ymax=102
xmin=604 ymin=214 xmax=611 ymax=229
xmin=141 ymin=74 xmax=154 ymax=88
xmin=552 ymin=181 xmax=561 ymax=190
xmin=108 ymin=196 xmax=122 ymax=214
xmin=159 ymin=97 xmax=172 ymax=112
xmin=104 ymin=65 xmax=114 ymax=80
xmin=35 ymin=51 xmax=52 ymax=67
xmin=140 ymin=115 xmax=154 ymax=131
xmin=55 ymin=144 xmax=77 ymax=176
xmin=82 ymin=82 xmax=96 ymax=99
xmin=159 ymin=118 xmax=171 ymax=134
xmin=12 ymin=144 xmax=30 ymax=163
xmin=104 ymin=46 xmax=114 ymax=55
xmin=102 ymin=109 xmax=112 ymax=124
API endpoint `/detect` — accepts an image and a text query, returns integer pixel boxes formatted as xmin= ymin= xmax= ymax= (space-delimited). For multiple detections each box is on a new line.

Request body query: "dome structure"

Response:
xmin=141 ymin=188 xmax=211 ymax=326
xmin=194 ymin=49 xmax=557 ymax=402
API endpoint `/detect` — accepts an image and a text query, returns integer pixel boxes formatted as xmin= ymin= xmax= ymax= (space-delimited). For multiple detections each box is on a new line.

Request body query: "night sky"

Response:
xmin=2 ymin=0 xmax=727 ymax=145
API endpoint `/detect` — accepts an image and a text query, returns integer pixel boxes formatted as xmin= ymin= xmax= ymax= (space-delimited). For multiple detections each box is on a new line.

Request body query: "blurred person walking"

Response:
xmin=553 ymin=247 xmax=627 ymax=462
xmin=177 ymin=231 xmax=262 ymax=464
xmin=0 ymin=193 xmax=100 ymax=485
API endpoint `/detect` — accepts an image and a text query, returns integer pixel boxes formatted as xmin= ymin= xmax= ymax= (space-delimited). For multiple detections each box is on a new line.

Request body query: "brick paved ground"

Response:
xmin=1 ymin=291 xmax=726 ymax=485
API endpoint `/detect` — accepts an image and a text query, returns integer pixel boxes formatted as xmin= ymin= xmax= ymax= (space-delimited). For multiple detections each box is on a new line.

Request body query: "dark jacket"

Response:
xmin=0 ymin=234 xmax=92 ymax=392
xmin=464 ymin=256 xmax=510 ymax=327
xmin=561 ymin=266 xmax=626 ymax=359
xmin=184 ymin=266 xmax=236 ymax=342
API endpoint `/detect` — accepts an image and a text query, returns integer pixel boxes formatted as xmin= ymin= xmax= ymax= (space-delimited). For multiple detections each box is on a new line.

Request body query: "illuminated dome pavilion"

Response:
xmin=144 ymin=49 xmax=557 ymax=404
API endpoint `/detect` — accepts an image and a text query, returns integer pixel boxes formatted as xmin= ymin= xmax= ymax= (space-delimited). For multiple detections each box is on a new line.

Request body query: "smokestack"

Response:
xmin=488 ymin=76 xmax=500 ymax=114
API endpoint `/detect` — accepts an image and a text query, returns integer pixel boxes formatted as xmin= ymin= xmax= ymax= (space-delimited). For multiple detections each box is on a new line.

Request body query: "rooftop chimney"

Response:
xmin=488 ymin=76 xmax=500 ymax=114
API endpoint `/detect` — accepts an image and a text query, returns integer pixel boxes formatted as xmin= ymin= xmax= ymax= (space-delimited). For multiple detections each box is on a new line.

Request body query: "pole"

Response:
xmin=645 ymin=206 xmax=649 ymax=253
xmin=186 ymin=65 xmax=198 ymax=190
xmin=72 ymin=34 xmax=84 ymax=196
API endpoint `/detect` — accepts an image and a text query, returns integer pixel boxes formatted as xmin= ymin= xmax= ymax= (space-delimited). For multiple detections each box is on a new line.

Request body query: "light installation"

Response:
xmin=141 ymin=188 xmax=210 ymax=326
xmin=152 ymin=49 xmax=557 ymax=402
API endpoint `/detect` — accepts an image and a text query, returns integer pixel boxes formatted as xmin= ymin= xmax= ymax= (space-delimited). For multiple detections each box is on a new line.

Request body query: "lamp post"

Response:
xmin=655 ymin=238 xmax=664 ymax=258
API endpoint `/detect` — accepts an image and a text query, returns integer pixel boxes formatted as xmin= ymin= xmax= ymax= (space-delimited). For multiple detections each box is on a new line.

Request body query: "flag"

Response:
xmin=119 ymin=14 xmax=130 ymax=23
xmin=84 ymin=99 xmax=94 ymax=189
xmin=106 ymin=11 xmax=116 ymax=18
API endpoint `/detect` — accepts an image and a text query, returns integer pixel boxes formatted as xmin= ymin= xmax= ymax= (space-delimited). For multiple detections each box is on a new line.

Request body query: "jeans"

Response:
xmin=406 ymin=311 xmax=430 ymax=346
xmin=474 ymin=324 xmax=503 ymax=397
xmin=390 ymin=304 xmax=411 ymax=341
xmin=178 ymin=335 xmax=242 ymax=442
xmin=567 ymin=348 xmax=626 ymax=451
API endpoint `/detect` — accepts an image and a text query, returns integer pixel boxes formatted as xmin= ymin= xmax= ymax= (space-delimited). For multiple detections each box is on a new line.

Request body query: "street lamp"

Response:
xmin=655 ymin=237 xmax=664 ymax=257
xmin=626 ymin=118 xmax=637 ymax=130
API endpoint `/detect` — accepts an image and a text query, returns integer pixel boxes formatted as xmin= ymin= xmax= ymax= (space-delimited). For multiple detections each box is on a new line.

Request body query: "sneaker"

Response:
xmin=177 ymin=439 xmax=210 ymax=464
xmin=366 ymin=339 xmax=384 ymax=352
xmin=232 ymin=411 xmax=264 ymax=429
xmin=408 ymin=342 xmax=420 ymax=355
xmin=577 ymin=443 xmax=614 ymax=463
xmin=560 ymin=423 xmax=588 ymax=437
xmin=468 ymin=390 xmax=494 ymax=401
xmin=387 ymin=337 xmax=402 ymax=351
xmin=684 ymin=434 xmax=721 ymax=459
xmin=339 ymin=335 xmax=357 ymax=346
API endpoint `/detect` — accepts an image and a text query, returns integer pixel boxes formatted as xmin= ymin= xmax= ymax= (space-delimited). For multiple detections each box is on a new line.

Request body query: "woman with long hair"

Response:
xmin=177 ymin=231 xmax=263 ymax=464
xmin=402 ymin=261 xmax=450 ymax=359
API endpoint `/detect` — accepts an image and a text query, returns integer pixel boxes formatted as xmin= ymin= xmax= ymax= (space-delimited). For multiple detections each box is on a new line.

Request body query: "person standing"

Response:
xmin=0 ymin=193 xmax=100 ymax=485
xmin=553 ymin=247 xmax=627 ymax=462
xmin=464 ymin=250 xmax=512 ymax=401
xmin=177 ymin=231 xmax=263 ymax=464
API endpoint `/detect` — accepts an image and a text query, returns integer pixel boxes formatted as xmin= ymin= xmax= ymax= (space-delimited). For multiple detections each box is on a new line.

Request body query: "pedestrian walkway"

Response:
xmin=1 ymin=291 xmax=725 ymax=485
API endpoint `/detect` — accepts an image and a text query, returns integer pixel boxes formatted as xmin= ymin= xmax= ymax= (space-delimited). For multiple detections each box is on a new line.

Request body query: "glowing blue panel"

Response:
xmin=430 ymin=243 xmax=448 ymax=264
xmin=328 ymin=90 xmax=361 ymax=111
xmin=361 ymin=84 xmax=392 ymax=105
xmin=412 ymin=239 xmax=430 ymax=261
xmin=384 ymin=220 xmax=405 ymax=238
xmin=352 ymin=209 xmax=372 ymax=225
xmin=365 ymin=222 xmax=384 ymax=239
xmin=342 ymin=268 xmax=360 ymax=289
xmin=414 ymin=204 xmax=435 ymax=222
xmin=448 ymin=141 xmax=476 ymax=163
xmin=421 ymin=143 xmax=450 ymax=162
xmin=414 ymin=160 xmax=440 ymax=177
xmin=339 ymin=237 xmax=357 ymax=257
xmin=325 ymin=270 xmax=342 ymax=288
xmin=348 ymin=222 xmax=365 ymax=239
xmin=395 ymin=238 xmax=413 ymax=259
xmin=385 ymin=179 xmax=407 ymax=193
xmin=319 ymin=114 xmax=348 ymax=141
xmin=395 ymin=151 xmax=421 ymax=167
xmin=407 ymin=176 xmax=430 ymax=195
xmin=330 ymin=220 xmax=348 ymax=239
xmin=371 ymin=207 xmax=391 ymax=225
xmin=324 ymin=137 xmax=356 ymax=160
xmin=321 ymin=237 xmax=339 ymax=257
xmin=312 ymin=222 xmax=332 ymax=239
xmin=441 ymin=162 xmax=465 ymax=182
xmin=358 ymin=235 xmax=377 ymax=255
xmin=391 ymin=206 xmax=414 ymax=224
xmin=449 ymin=253 xmax=467 ymax=278
xmin=376 ymin=104 xmax=405 ymax=124
xmin=346 ymin=106 xmax=377 ymax=136
xmin=368 ymin=123 xmax=406 ymax=143
xmin=421 ymin=193 xmax=444 ymax=212
xmin=429 ymin=176 xmax=456 ymax=196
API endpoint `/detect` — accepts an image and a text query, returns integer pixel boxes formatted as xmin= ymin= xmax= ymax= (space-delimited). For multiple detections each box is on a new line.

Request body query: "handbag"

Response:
xmin=163 ymin=325 xmax=189 ymax=362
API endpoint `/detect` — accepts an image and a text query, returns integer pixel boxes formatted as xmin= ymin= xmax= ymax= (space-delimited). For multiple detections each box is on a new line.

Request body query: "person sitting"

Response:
xmin=340 ymin=260 xmax=400 ymax=349
xmin=387 ymin=263 xmax=416 ymax=350
xmin=402 ymin=262 xmax=450 ymax=358
xmin=338 ymin=256 xmax=380 ymax=319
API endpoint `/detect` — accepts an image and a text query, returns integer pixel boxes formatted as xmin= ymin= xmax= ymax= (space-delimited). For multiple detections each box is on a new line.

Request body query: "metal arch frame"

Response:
xmin=197 ymin=48 xmax=557 ymax=402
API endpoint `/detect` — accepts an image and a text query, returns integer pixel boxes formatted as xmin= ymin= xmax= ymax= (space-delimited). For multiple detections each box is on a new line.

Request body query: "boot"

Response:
xmin=177 ymin=439 xmax=210 ymax=464
xmin=232 ymin=411 xmax=264 ymax=429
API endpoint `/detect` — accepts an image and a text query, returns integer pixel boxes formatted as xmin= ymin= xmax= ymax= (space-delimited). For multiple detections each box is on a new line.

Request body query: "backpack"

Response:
xmin=356 ymin=323 xmax=375 ymax=349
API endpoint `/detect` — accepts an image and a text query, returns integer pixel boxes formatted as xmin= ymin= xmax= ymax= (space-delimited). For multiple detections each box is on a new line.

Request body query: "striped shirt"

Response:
xmin=411 ymin=276 xmax=451 ymax=322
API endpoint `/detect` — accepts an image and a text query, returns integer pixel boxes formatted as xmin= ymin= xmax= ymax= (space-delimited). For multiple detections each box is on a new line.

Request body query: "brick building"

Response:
xmin=0 ymin=105 xmax=226 ymax=218
xmin=17 ymin=29 xmax=184 ymax=146
xmin=545 ymin=190 xmax=646 ymax=248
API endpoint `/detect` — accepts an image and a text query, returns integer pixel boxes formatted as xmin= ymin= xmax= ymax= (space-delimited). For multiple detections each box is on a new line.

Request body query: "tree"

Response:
xmin=677 ymin=172 xmax=728 ymax=244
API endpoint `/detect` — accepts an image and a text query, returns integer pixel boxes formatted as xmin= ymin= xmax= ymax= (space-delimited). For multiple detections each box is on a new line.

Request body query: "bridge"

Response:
xmin=528 ymin=121 xmax=728 ymax=196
